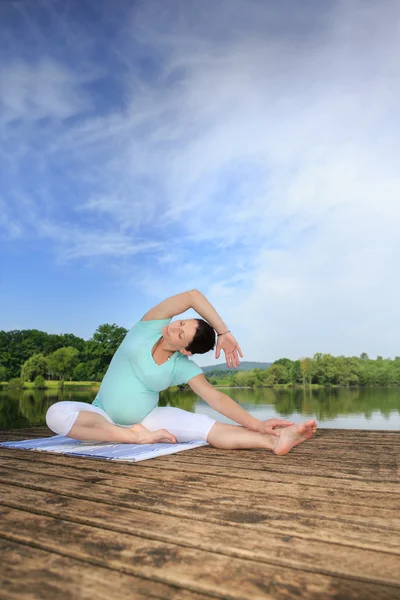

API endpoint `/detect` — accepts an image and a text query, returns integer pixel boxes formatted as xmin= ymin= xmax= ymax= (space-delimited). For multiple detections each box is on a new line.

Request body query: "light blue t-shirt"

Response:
xmin=92 ymin=318 xmax=203 ymax=425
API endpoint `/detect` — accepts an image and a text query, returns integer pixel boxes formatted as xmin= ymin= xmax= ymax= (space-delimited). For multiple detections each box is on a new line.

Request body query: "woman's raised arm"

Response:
xmin=141 ymin=290 xmax=196 ymax=321
xmin=189 ymin=290 xmax=243 ymax=368
xmin=142 ymin=289 xmax=243 ymax=368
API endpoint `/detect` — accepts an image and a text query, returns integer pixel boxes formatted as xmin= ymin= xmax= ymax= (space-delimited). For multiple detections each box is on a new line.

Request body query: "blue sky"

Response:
xmin=1 ymin=0 xmax=399 ymax=366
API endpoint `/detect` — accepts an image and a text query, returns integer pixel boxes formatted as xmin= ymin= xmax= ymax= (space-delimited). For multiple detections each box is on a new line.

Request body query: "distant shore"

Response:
xmin=2 ymin=381 xmax=399 ymax=392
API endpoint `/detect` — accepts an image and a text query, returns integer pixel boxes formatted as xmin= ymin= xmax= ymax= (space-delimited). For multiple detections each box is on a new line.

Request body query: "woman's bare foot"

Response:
xmin=273 ymin=420 xmax=317 ymax=456
xmin=130 ymin=423 xmax=177 ymax=444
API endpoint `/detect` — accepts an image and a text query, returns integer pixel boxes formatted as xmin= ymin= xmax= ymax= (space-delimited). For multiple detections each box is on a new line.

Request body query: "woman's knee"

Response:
xmin=45 ymin=401 xmax=80 ymax=436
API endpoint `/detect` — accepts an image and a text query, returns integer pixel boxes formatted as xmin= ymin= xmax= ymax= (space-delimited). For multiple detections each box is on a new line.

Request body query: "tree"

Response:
xmin=290 ymin=360 xmax=302 ymax=384
xmin=274 ymin=358 xmax=293 ymax=370
xmin=86 ymin=324 xmax=128 ymax=378
xmin=21 ymin=353 xmax=48 ymax=382
xmin=260 ymin=369 xmax=276 ymax=386
xmin=312 ymin=353 xmax=338 ymax=384
xmin=267 ymin=364 xmax=289 ymax=384
xmin=47 ymin=347 xmax=79 ymax=380
xmin=73 ymin=362 xmax=90 ymax=382
xmin=360 ymin=353 xmax=369 ymax=361
xmin=0 ymin=328 xmax=86 ymax=379
xmin=300 ymin=358 xmax=315 ymax=386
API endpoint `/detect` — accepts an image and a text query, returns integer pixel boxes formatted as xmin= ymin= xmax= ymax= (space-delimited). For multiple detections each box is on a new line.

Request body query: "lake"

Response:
xmin=0 ymin=386 xmax=399 ymax=431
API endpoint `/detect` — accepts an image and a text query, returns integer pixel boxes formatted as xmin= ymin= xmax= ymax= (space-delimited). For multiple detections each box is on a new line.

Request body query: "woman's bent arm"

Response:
xmin=190 ymin=290 xmax=243 ymax=368
xmin=142 ymin=289 xmax=227 ymax=333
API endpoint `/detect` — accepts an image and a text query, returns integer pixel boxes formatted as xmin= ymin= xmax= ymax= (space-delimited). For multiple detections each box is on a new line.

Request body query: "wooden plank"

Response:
xmin=180 ymin=441 xmax=400 ymax=461
xmin=0 ymin=427 xmax=50 ymax=437
xmin=0 ymin=466 xmax=399 ymax=555
xmin=130 ymin=454 xmax=399 ymax=483
xmin=144 ymin=448 xmax=399 ymax=478
xmin=1 ymin=455 xmax=399 ymax=515
xmin=0 ymin=538 xmax=211 ymax=600
xmin=1 ymin=447 xmax=398 ymax=495
xmin=0 ymin=461 xmax=398 ymax=530
xmin=1 ymin=427 xmax=398 ymax=466
xmin=2 ymin=445 xmax=394 ymax=482
xmin=1 ymin=482 xmax=399 ymax=583
xmin=1 ymin=453 xmax=397 ymax=508
xmin=0 ymin=430 xmax=50 ymax=441
xmin=1 ymin=506 xmax=399 ymax=600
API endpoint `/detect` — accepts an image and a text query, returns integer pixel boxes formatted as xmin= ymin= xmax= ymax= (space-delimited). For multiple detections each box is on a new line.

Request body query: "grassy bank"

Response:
xmin=1 ymin=381 xmax=100 ymax=391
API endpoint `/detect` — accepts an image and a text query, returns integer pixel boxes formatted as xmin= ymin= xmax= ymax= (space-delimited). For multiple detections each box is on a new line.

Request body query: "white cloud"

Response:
xmin=1 ymin=0 xmax=399 ymax=359
xmin=0 ymin=58 xmax=92 ymax=123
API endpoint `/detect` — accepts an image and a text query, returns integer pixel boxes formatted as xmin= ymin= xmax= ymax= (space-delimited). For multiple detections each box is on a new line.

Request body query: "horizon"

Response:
xmin=1 ymin=0 xmax=399 ymax=367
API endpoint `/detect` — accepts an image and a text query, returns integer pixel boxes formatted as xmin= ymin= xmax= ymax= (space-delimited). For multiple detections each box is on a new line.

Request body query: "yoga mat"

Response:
xmin=0 ymin=435 xmax=208 ymax=462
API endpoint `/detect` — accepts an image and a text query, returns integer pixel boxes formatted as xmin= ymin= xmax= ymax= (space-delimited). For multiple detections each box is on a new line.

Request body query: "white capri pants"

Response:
xmin=46 ymin=401 xmax=216 ymax=443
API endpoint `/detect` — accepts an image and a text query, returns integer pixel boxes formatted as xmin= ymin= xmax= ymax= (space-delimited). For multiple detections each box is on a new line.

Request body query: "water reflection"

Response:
xmin=0 ymin=386 xmax=399 ymax=431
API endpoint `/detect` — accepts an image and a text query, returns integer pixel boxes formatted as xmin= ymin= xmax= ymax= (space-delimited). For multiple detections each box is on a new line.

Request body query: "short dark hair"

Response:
xmin=186 ymin=319 xmax=216 ymax=355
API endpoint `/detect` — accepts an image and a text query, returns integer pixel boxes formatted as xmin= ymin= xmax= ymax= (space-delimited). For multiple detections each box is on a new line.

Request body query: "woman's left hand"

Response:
xmin=215 ymin=332 xmax=243 ymax=368
xmin=256 ymin=418 xmax=295 ymax=436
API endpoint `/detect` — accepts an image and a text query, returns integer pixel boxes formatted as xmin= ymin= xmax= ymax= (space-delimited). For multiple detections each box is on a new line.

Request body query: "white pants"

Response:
xmin=46 ymin=401 xmax=216 ymax=443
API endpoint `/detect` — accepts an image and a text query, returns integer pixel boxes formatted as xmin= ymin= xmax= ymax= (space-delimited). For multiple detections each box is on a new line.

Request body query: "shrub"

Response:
xmin=33 ymin=375 xmax=47 ymax=390
xmin=8 ymin=378 xmax=25 ymax=390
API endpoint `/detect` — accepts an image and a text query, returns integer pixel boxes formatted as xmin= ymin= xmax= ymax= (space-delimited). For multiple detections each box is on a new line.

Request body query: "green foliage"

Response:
xmin=269 ymin=363 xmax=290 ymax=384
xmin=73 ymin=362 xmax=90 ymax=381
xmin=300 ymin=358 xmax=315 ymax=385
xmin=8 ymin=378 xmax=25 ymax=389
xmin=21 ymin=353 xmax=48 ymax=382
xmin=33 ymin=375 xmax=47 ymax=390
xmin=290 ymin=360 xmax=302 ymax=384
xmin=203 ymin=353 xmax=400 ymax=388
xmin=0 ymin=328 xmax=85 ymax=380
xmin=1 ymin=322 xmax=400 ymax=388
xmin=86 ymin=324 xmax=128 ymax=380
xmin=47 ymin=347 xmax=80 ymax=380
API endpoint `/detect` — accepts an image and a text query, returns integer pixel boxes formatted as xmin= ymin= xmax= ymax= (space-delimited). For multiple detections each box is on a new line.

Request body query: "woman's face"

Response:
xmin=162 ymin=318 xmax=198 ymax=352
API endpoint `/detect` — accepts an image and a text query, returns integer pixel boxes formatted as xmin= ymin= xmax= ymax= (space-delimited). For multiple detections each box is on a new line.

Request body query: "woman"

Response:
xmin=46 ymin=289 xmax=317 ymax=455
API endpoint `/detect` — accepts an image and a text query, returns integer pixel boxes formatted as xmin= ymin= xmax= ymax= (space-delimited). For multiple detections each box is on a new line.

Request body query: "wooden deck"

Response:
xmin=0 ymin=427 xmax=398 ymax=600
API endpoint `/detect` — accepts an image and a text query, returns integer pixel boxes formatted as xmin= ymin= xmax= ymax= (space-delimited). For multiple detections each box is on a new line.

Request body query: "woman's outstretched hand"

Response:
xmin=215 ymin=332 xmax=243 ymax=368
xmin=256 ymin=418 xmax=295 ymax=437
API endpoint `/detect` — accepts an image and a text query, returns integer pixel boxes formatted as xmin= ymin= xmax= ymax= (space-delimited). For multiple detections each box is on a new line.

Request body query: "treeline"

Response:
xmin=1 ymin=325 xmax=400 ymax=387
xmin=207 ymin=353 xmax=400 ymax=387
xmin=0 ymin=325 xmax=127 ymax=383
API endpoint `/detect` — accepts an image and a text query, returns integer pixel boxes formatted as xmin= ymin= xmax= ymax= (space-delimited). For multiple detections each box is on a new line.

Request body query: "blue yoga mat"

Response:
xmin=0 ymin=435 xmax=208 ymax=462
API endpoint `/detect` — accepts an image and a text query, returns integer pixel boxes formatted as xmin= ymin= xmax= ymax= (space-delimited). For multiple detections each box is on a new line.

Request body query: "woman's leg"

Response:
xmin=140 ymin=407 xmax=316 ymax=455
xmin=140 ymin=406 xmax=216 ymax=443
xmin=46 ymin=401 xmax=176 ymax=444
xmin=207 ymin=420 xmax=317 ymax=455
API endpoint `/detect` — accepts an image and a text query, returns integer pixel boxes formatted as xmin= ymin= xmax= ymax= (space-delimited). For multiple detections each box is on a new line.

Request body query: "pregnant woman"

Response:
xmin=46 ymin=289 xmax=317 ymax=455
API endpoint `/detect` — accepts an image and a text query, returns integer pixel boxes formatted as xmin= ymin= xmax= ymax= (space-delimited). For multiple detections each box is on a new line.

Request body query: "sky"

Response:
xmin=1 ymin=0 xmax=399 ymax=367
